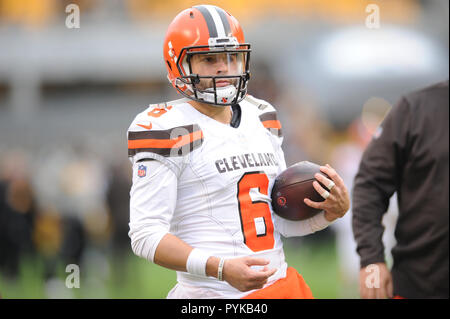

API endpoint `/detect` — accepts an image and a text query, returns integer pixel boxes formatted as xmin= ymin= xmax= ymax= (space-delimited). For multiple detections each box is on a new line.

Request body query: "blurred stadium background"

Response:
xmin=0 ymin=0 xmax=448 ymax=299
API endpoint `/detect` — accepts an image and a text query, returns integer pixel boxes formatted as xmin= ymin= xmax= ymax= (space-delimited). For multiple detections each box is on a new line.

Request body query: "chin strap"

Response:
xmin=196 ymin=85 xmax=237 ymax=106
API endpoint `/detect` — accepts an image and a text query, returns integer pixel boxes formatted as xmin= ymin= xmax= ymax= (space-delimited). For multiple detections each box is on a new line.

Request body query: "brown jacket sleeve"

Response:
xmin=352 ymin=97 xmax=412 ymax=268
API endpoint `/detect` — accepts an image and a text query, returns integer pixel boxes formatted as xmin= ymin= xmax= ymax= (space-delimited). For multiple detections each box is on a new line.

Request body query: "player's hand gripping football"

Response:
xmin=303 ymin=164 xmax=350 ymax=222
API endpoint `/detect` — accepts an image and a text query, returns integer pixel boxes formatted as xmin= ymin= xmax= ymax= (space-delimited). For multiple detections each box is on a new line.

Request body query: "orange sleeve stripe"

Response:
xmin=128 ymin=130 xmax=203 ymax=150
xmin=262 ymin=120 xmax=282 ymax=129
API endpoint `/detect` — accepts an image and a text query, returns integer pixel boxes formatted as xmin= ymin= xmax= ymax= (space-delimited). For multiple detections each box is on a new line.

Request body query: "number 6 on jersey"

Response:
xmin=237 ymin=172 xmax=275 ymax=252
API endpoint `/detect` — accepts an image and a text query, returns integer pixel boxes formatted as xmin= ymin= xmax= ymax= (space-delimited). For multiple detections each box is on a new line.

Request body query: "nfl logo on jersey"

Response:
xmin=137 ymin=164 xmax=147 ymax=178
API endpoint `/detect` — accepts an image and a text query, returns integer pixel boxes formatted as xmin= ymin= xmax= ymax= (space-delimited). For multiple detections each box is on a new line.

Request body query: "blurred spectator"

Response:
xmin=106 ymin=157 xmax=132 ymax=254
xmin=32 ymin=207 xmax=62 ymax=279
xmin=0 ymin=150 xmax=37 ymax=278
xmin=59 ymin=215 xmax=86 ymax=268
xmin=105 ymin=157 xmax=132 ymax=285
xmin=330 ymin=116 xmax=398 ymax=297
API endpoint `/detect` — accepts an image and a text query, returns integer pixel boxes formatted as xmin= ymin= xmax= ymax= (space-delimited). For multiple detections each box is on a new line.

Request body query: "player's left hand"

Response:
xmin=304 ymin=164 xmax=350 ymax=222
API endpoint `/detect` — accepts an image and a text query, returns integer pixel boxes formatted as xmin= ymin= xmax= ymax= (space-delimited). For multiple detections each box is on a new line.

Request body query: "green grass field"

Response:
xmin=0 ymin=237 xmax=358 ymax=299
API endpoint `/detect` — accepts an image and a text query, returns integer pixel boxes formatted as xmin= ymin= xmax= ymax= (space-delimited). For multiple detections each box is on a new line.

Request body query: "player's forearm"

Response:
xmin=154 ymin=233 xmax=221 ymax=278
xmin=205 ymin=256 xmax=220 ymax=279
xmin=273 ymin=211 xmax=332 ymax=237
xmin=153 ymin=233 xmax=193 ymax=272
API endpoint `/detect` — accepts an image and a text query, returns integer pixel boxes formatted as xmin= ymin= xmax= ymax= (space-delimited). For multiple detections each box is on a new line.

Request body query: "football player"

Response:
xmin=127 ymin=5 xmax=350 ymax=298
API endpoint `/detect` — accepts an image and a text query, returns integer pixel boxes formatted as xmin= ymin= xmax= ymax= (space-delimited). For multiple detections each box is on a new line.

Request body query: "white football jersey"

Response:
xmin=127 ymin=96 xmax=331 ymax=298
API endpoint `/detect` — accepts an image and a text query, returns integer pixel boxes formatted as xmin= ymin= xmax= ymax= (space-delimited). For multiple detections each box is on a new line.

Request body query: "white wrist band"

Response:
xmin=186 ymin=248 xmax=211 ymax=277
xmin=217 ymin=258 xmax=225 ymax=281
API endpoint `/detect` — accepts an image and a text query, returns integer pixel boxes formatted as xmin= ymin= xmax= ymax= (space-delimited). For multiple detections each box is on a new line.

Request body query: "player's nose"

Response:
xmin=216 ymin=56 xmax=229 ymax=74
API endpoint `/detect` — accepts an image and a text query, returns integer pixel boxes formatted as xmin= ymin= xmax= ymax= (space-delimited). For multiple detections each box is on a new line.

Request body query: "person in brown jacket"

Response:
xmin=352 ymin=81 xmax=449 ymax=299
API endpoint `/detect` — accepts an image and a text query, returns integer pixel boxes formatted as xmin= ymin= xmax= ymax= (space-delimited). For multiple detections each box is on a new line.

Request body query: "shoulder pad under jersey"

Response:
xmin=244 ymin=94 xmax=271 ymax=111
xmin=244 ymin=95 xmax=282 ymax=137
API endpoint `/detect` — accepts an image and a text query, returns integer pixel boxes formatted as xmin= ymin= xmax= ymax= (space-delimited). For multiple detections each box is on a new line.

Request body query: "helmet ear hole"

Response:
xmin=189 ymin=11 xmax=194 ymax=18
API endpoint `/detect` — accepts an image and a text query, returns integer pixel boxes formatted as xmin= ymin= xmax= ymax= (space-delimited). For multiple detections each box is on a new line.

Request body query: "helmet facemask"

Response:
xmin=175 ymin=43 xmax=251 ymax=106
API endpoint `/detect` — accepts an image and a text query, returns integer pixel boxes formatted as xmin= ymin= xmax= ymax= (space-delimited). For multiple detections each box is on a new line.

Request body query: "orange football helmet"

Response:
xmin=163 ymin=5 xmax=251 ymax=106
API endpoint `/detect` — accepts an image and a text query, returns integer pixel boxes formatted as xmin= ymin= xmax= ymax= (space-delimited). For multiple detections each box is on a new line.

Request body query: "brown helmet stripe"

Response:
xmin=193 ymin=5 xmax=218 ymax=38
xmin=215 ymin=6 xmax=232 ymax=37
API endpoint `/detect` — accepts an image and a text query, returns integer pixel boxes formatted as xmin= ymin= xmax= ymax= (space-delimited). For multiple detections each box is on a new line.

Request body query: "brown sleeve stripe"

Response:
xmin=128 ymin=130 xmax=203 ymax=149
xmin=259 ymin=112 xmax=278 ymax=122
xmin=128 ymin=124 xmax=199 ymax=140
xmin=259 ymin=112 xmax=283 ymax=137
xmin=128 ymin=124 xmax=203 ymax=157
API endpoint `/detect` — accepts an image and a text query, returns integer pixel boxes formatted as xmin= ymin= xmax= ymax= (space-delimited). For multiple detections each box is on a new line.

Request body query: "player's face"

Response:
xmin=190 ymin=52 xmax=244 ymax=90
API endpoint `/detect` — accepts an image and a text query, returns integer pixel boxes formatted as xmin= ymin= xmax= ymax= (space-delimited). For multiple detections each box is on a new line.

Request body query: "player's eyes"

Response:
xmin=198 ymin=55 xmax=216 ymax=63
xmin=198 ymin=53 xmax=240 ymax=65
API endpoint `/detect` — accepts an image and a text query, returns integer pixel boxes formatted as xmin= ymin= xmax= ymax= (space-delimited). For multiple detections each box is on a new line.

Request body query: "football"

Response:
xmin=271 ymin=161 xmax=329 ymax=221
